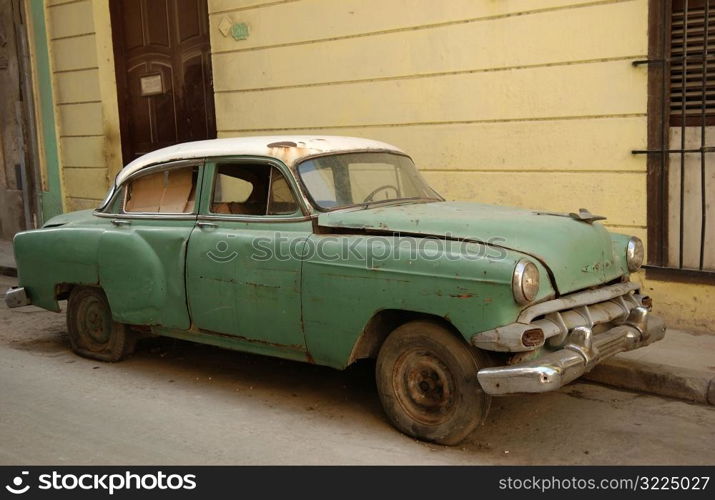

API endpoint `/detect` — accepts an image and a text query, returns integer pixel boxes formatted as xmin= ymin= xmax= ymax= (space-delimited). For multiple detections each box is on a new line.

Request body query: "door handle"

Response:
xmin=111 ymin=219 xmax=131 ymax=226
xmin=197 ymin=222 xmax=218 ymax=229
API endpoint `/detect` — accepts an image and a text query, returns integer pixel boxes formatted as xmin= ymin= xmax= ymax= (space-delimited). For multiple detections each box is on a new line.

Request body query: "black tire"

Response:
xmin=376 ymin=320 xmax=491 ymax=445
xmin=67 ymin=286 xmax=134 ymax=362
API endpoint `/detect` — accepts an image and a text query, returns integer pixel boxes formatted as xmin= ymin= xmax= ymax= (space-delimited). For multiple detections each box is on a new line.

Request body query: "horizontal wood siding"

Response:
xmin=208 ymin=0 xmax=649 ymax=231
xmin=45 ymin=0 xmax=121 ymax=211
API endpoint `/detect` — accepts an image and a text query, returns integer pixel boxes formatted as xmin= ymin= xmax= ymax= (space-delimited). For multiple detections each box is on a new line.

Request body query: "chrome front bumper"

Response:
xmin=477 ymin=306 xmax=666 ymax=395
xmin=473 ymin=282 xmax=645 ymax=352
xmin=4 ymin=287 xmax=31 ymax=308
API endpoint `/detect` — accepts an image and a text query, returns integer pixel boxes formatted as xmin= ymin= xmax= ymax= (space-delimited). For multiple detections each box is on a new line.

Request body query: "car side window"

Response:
xmin=211 ymin=163 xmax=299 ymax=216
xmin=124 ymin=166 xmax=199 ymax=214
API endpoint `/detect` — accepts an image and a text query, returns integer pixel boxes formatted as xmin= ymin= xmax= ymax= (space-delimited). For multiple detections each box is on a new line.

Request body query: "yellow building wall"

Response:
xmin=34 ymin=0 xmax=713 ymax=334
xmin=44 ymin=0 xmax=122 ymax=212
xmin=207 ymin=0 xmax=714 ymax=333
xmin=207 ymin=0 xmax=648 ymax=234
xmin=635 ymin=275 xmax=715 ymax=333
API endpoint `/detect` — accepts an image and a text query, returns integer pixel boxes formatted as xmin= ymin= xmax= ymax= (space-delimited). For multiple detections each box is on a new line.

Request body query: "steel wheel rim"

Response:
xmin=76 ymin=295 xmax=111 ymax=351
xmin=392 ymin=347 xmax=457 ymax=425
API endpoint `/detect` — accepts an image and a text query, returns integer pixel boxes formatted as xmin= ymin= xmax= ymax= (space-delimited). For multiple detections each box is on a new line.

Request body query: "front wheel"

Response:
xmin=376 ymin=320 xmax=491 ymax=445
xmin=67 ymin=286 xmax=134 ymax=362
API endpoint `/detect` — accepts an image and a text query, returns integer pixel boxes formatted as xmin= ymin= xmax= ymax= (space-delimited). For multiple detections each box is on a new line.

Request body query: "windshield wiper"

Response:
xmin=355 ymin=197 xmax=439 ymax=210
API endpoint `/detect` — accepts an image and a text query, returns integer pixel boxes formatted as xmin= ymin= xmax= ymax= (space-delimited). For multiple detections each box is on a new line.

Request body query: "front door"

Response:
xmin=185 ymin=159 xmax=312 ymax=360
xmin=110 ymin=0 xmax=216 ymax=162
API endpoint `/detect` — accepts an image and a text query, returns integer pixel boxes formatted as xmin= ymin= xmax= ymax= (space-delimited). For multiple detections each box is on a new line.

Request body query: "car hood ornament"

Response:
xmin=536 ymin=208 xmax=607 ymax=224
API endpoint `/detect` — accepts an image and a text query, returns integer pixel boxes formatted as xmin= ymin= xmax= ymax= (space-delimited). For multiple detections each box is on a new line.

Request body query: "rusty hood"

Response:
xmin=317 ymin=201 xmax=628 ymax=295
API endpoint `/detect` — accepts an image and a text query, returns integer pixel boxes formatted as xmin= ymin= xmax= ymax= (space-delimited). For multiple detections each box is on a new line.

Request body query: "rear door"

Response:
xmin=98 ymin=160 xmax=202 ymax=329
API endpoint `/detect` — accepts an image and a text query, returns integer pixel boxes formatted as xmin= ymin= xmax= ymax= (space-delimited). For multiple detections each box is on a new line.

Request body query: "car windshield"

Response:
xmin=297 ymin=152 xmax=441 ymax=210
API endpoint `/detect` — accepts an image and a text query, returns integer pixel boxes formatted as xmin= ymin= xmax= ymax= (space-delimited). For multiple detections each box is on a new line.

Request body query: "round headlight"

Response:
xmin=626 ymin=236 xmax=644 ymax=272
xmin=512 ymin=259 xmax=540 ymax=305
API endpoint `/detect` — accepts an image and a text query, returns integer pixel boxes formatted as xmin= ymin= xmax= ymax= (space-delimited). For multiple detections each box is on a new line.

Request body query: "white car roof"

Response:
xmin=115 ymin=136 xmax=404 ymax=185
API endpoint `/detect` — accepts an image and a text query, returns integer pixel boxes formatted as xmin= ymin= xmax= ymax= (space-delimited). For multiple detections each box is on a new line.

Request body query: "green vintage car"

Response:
xmin=6 ymin=136 xmax=665 ymax=444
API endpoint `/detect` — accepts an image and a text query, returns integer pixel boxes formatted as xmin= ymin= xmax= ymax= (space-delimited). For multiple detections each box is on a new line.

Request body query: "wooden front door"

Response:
xmin=110 ymin=0 xmax=216 ymax=163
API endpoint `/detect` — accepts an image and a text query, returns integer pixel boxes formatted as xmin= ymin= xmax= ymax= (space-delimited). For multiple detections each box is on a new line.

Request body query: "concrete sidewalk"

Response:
xmin=585 ymin=328 xmax=715 ymax=406
xmin=0 ymin=241 xmax=712 ymax=406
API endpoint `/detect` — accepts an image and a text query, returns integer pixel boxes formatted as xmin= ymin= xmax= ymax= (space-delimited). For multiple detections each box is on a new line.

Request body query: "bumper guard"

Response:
xmin=4 ymin=287 xmax=31 ymax=308
xmin=477 ymin=306 xmax=666 ymax=395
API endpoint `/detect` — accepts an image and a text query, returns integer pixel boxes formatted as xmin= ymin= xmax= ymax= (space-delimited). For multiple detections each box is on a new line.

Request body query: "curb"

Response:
xmin=583 ymin=357 xmax=715 ymax=406
xmin=0 ymin=265 xmax=17 ymax=278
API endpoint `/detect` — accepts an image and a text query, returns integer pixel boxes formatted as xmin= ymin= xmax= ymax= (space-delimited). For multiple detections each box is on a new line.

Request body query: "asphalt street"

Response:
xmin=1 ymin=277 xmax=714 ymax=465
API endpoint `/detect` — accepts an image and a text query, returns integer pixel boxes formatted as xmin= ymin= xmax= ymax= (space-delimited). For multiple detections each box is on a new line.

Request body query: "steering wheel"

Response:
xmin=362 ymin=184 xmax=399 ymax=203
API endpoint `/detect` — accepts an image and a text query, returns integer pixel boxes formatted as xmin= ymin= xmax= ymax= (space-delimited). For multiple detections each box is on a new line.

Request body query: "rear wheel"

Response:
xmin=376 ymin=320 xmax=491 ymax=445
xmin=67 ymin=286 xmax=134 ymax=362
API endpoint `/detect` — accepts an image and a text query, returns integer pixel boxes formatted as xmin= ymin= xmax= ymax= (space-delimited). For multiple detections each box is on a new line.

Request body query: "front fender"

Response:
xmin=301 ymin=234 xmax=555 ymax=368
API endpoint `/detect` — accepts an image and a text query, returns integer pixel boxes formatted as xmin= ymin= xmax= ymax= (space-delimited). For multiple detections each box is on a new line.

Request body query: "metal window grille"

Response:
xmin=636 ymin=0 xmax=715 ymax=281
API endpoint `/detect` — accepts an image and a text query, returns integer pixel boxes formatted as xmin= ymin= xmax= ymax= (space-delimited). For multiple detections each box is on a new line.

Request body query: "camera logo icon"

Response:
xmin=5 ymin=471 xmax=30 ymax=495
xmin=207 ymin=237 xmax=238 ymax=263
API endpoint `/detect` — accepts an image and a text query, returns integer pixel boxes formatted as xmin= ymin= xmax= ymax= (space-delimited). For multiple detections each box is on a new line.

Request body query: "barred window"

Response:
xmin=670 ymin=0 xmax=715 ymax=126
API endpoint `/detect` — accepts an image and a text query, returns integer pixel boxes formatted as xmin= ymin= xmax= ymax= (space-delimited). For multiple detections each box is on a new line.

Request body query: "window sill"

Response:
xmin=644 ymin=266 xmax=715 ymax=286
